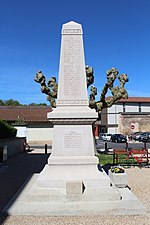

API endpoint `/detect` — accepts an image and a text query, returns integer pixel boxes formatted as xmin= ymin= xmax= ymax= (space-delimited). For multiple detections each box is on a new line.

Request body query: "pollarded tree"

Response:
xmin=34 ymin=66 xmax=128 ymax=112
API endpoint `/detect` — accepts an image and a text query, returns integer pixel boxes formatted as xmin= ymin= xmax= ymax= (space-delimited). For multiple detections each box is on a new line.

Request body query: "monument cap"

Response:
xmin=62 ymin=21 xmax=82 ymax=34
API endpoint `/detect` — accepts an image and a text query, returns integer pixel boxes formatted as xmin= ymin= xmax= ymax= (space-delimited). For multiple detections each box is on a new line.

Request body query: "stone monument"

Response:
xmin=4 ymin=21 xmax=146 ymax=215
xmin=39 ymin=21 xmax=106 ymax=190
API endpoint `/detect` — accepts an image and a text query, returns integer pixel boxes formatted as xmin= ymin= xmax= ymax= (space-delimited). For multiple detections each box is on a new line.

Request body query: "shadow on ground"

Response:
xmin=0 ymin=151 xmax=50 ymax=224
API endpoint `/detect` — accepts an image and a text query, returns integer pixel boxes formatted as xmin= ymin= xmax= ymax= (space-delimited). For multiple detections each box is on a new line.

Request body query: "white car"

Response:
xmin=99 ymin=133 xmax=112 ymax=142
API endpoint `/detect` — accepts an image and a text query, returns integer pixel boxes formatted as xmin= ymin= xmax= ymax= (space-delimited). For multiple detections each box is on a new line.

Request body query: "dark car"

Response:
xmin=133 ymin=132 xmax=143 ymax=141
xmin=111 ymin=134 xmax=127 ymax=143
xmin=139 ymin=132 xmax=150 ymax=142
xmin=128 ymin=132 xmax=138 ymax=141
xmin=128 ymin=132 xmax=142 ymax=141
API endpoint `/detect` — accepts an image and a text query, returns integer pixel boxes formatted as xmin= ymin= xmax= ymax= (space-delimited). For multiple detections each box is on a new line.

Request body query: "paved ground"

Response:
xmin=0 ymin=148 xmax=150 ymax=225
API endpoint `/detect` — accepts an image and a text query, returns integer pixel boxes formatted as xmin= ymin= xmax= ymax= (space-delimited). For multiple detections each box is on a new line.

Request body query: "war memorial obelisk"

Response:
xmin=39 ymin=21 xmax=111 ymax=190
xmin=4 ymin=21 xmax=146 ymax=215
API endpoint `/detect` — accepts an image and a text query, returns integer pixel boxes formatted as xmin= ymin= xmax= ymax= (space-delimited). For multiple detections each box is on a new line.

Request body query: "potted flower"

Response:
xmin=108 ymin=165 xmax=128 ymax=188
xmin=110 ymin=165 xmax=125 ymax=173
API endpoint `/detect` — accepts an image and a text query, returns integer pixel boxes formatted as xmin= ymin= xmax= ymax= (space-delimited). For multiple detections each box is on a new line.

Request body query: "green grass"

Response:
xmin=96 ymin=153 xmax=139 ymax=166
xmin=96 ymin=154 xmax=113 ymax=165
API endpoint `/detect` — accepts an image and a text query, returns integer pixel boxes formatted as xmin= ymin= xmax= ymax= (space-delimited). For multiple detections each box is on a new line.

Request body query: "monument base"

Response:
xmin=3 ymin=173 xmax=146 ymax=215
xmin=35 ymin=159 xmax=115 ymax=189
xmin=2 ymin=124 xmax=147 ymax=215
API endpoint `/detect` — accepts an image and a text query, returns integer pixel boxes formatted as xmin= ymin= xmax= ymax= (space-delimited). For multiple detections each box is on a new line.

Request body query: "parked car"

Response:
xmin=139 ymin=132 xmax=150 ymax=142
xmin=99 ymin=133 xmax=112 ymax=142
xmin=111 ymin=134 xmax=127 ymax=143
xmin=133 ymin=132 xmax=143 ymax=141
xmin=128 ymin=132 xmax=143 ymax=141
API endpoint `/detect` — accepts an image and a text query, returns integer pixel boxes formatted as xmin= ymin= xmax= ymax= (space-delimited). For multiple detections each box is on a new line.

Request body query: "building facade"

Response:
xmin=0 ymin=106 xmax=53 ymax=144
xmin=101 ymin=97 xmax=150 ymax=135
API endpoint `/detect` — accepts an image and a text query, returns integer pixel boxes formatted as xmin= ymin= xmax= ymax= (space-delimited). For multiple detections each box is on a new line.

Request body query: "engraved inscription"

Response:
xmin=64 ymin=131 xmax=83 ymax=149
xmin=63 ymin=29 xmax=81 ymax=34
xmin=57 ymin=100 xmax=88 ymax=105
xmin=63 ymin=35 xmax=82 ymax=97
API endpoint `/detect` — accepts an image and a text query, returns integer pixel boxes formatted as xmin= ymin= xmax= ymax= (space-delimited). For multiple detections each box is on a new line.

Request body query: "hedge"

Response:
xmin=0 ymin=120 xmax=17 ymax=139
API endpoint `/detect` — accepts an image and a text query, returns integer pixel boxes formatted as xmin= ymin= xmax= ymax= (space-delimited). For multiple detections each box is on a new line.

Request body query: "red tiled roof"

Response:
xmin=0 ymin=106 xmax=52 ymax=122
xmin=118 ymin=97 xmax=150 ymax=103
xmin=106 ymin=96 xmax=150 ymax=103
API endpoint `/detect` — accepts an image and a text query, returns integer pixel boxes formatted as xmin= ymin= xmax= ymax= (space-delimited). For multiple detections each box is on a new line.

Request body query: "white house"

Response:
xmin=0 ymin=106 xmax=53 ymax=144
xmin=102 ymin=97 xmax=150 ymax=135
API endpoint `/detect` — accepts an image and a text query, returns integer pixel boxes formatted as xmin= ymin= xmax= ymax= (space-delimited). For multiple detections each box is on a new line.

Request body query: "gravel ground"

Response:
xmin=0 ymin=151 xmax=150 ymax=225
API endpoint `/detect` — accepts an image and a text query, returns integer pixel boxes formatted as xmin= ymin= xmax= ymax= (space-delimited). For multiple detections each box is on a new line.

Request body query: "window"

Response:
xmin=123 ymin=103 xmax=125 ymax=113
xmin=139 ymin=103 xmax=141 ymax=113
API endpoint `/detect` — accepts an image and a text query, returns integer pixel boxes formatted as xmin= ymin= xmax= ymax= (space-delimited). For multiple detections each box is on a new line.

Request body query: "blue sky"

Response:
xmin=0 ymin=0 xmax=150 ymax=104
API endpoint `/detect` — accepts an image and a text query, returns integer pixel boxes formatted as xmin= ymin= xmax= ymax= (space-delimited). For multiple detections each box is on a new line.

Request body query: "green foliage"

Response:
xmin=28 ymin=103 xmax=47 ymax=106
xmin=4 ymin=99 xmax=21 ymax=106
xmin=0 ymin=100 xmax=4 ymax=106
xmin=0 ymin=120 xmax=17 ymax=139
xmin=0 ymin=99 xmax=21 ymax=106
xmin=0 ymin=99 xmax=47 ymax=106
